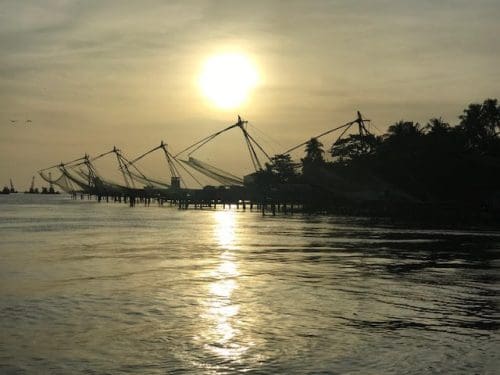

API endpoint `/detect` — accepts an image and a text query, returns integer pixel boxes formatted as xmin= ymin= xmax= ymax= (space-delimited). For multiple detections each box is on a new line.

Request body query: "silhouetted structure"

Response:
xmin=9 ymin=179 xmax=17 ymax=193
xmin=38 ymin=99 xmax=500 ymax=222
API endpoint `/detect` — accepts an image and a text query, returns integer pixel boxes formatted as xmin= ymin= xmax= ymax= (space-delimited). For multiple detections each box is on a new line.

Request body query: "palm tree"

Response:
xmin=459 ymin=98 xmax=500 ymax=150
xmin=302 ymin=138 xmax=325 ymax=173
xmin=424 ymin=118 xmax=450 ymax=135
xmin=387 ymin=121 xmax=422 ymax=139
xmin=304 ymin=138 xmax=325 ymax=163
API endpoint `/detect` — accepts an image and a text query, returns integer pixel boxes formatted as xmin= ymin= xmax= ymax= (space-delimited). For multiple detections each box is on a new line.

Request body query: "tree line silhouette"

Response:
xmin=249 ymin=98 xmax=500 ymax=219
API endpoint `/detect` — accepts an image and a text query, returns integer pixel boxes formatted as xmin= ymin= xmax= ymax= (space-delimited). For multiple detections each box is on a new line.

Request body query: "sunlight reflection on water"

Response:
xmin=214 ymin=210 xmax=236 ymax=249
xmin=199 ymin=210 xmax=248 ymax=360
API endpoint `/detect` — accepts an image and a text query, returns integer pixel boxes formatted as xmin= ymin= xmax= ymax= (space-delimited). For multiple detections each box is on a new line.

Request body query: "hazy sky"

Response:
xmin=1 ymin=0 xmax=499 ymax=188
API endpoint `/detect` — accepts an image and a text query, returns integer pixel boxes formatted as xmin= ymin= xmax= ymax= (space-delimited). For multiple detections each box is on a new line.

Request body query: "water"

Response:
xmin=0 ymin=194 xmax=498 ymax=374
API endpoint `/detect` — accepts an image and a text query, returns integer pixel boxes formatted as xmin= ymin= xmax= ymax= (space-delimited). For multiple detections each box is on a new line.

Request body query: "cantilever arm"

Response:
xmin=128 ymin=143 xmax=164 ymax=165
xmin=174 ymin=121 xmax=241 ymax=158
xmin=39 ymin=155 xmax=87 ymax=172
xmin=283 ymin=120 xmax=356 ymax=154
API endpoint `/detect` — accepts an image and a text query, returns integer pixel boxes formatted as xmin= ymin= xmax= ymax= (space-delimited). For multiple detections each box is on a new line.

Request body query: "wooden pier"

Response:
xmin=71 ymin=185 xmax=303 ymax=216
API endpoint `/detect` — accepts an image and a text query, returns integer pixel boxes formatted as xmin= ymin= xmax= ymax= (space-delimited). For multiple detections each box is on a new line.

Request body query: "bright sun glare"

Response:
xmin=199 ymin=53 xmax=259 ymax=109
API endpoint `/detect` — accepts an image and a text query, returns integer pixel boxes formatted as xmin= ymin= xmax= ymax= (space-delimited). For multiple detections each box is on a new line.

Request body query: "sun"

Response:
xmin=199 ymin=53 xmax=259 ymax=109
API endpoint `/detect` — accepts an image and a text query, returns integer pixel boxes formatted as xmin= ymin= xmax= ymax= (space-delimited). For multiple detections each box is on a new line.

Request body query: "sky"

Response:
xmin=1 ymin=0 xmax=499 ymax=189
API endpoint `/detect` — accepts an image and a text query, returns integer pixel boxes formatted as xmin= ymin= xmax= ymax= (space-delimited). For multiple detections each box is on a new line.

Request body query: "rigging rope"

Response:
xmin=181 ymin=157 xmax=243 ymax=186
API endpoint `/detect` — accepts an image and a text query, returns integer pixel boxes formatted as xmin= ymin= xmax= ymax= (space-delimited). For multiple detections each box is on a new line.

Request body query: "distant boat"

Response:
xmin=41 ymin=186 xmax=60 ymax=195
xmin=24 ymin=175 xmax=59 ymax=194
xmin=9 ymin=179 xmax=17 ymax=193
xmin=1 ymin=186 xmax=10 ymax=194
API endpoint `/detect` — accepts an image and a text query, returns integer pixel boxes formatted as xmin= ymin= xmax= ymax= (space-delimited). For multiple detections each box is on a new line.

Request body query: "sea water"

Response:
xmin=0 ymin=194 xmax=498 ymax=374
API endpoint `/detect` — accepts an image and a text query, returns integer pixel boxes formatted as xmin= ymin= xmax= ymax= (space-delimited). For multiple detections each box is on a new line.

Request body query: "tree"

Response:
xmin=459 ymin=98 xmax=500 ymax=150
xmin=380 ymin=120 xmax=423 ymax=159
xmin=265 ymin=154 xmax=299 ymax=183
xmin=424 ymin=118 xmax=450 ymax=136
xmin=330 ymin=133 xmax=380 ymax=162
xmin=386 ymin=121 xmax=422 ymax=139
xmin=302 ymin=137 xmax=325 ymax=173
xmin=303 ymin=138 xmax=325 ymax=164
xmin=481 ymin=98 xmax=500 ymax=136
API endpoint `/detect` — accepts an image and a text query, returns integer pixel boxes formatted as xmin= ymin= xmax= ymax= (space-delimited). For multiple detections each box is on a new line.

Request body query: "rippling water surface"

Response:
xmin=0 ymin=195 xmax=498 ymax=374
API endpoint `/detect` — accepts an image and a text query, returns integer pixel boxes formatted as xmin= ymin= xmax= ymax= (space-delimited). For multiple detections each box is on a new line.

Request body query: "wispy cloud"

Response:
xmin=0 ymin=0 xmax=499 ymax=184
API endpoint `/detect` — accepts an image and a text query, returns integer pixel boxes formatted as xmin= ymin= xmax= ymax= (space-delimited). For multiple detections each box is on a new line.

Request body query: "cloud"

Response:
xmin=0 ymin=0 xmax=499 ymax=185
